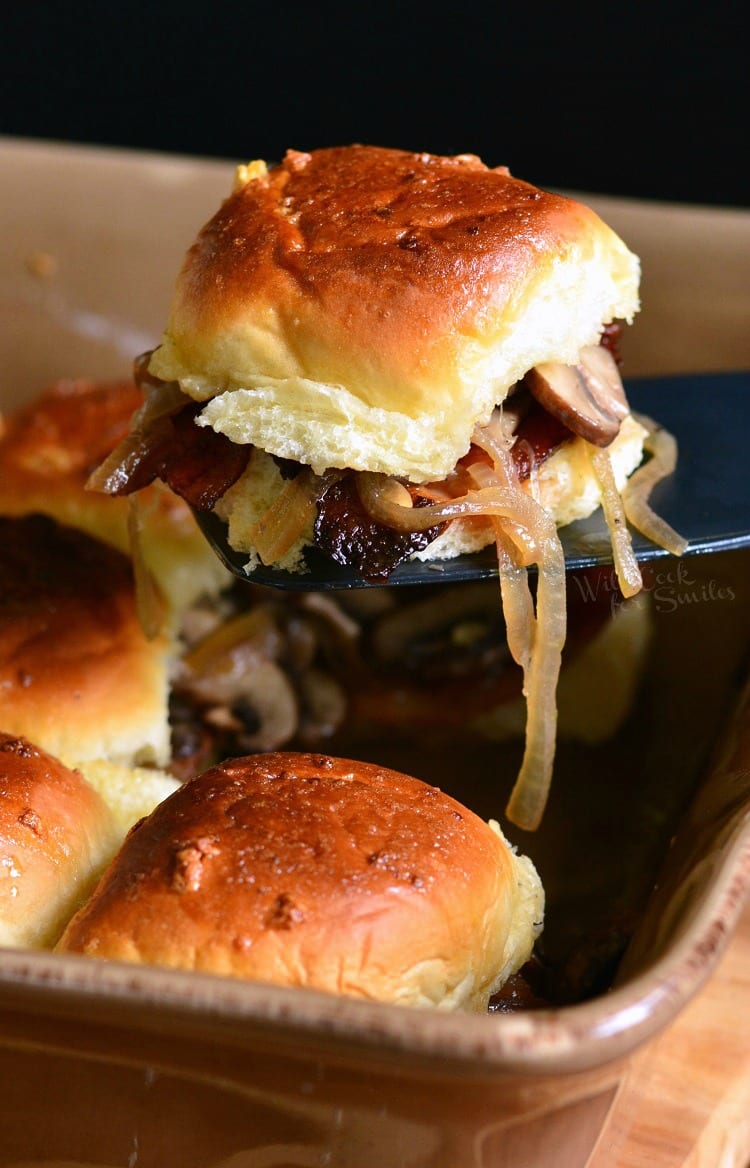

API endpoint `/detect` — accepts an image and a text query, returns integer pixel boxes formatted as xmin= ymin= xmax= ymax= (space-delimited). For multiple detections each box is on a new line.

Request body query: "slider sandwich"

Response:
xmin=0 ymin=732 xmax=120 ymax=949
xmin=0 ymin=377 xmax=231 ymax=621
xmin=0 ymin=511 xmax=181 ymax=950
xmin=92 ymin=145 xmax=684 ymax=828
xmin=0 ymin=514 xmax=173 ymax=768
xmin=58 ymin=751 xmax=544 ymax=1011
xmin=0 ymin=732 xmax=179 ymax=949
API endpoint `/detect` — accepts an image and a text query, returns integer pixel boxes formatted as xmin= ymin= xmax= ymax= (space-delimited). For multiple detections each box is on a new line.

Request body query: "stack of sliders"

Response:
xmin=0 ymin=377 xmax=653 ymax=786
xmin=0 ymin=381 xmax=545 ymax=1009
xmin=0 ymin=377 xmax=236 ymax=778
xmin=92 ymin=144 xmax=684 ymax=828
xmin=0 ymin=383 xmax=208 ymax=946
xmin=0 ymin=517 xmax=181 ymax=947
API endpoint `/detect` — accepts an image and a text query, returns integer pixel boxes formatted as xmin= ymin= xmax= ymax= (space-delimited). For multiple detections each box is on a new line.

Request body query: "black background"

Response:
xmin=2 ymin=1 xmax=747 ymax=208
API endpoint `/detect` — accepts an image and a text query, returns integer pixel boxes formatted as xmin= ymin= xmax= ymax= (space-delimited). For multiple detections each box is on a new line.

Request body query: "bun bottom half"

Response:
xmin=214 ymin=415 xmax=647 ymax=575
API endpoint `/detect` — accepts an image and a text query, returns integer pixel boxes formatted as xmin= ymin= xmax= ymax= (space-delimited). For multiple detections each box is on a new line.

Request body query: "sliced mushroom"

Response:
xmin=282 ymin=612 xmax=319 ymax=672
xmin=579 ymin=345 xmax=629 ymax=419
xmin=370 ymin=583 xmax=509 ymax=679
xmin=296 ymin=668 xmax=348 ymax=743
xmin=179 ymin=604 xmax=284 ymax=681
xmin=525 ymin=344 xmax=629 ymax=447
xmin=298 ymin=592 xmax=361 ymax=642
xmin=203 ymin=659 xmax=299 ymax=752
xmin=296 ymin=592 xmax=364 ymax=677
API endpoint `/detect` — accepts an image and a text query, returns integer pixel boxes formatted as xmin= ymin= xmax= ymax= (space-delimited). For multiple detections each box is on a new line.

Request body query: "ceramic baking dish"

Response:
xmin=1 ymin=137 xmax=749 ymax=1168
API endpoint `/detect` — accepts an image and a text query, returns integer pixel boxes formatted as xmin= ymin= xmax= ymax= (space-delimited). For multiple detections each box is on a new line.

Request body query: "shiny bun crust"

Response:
xmin=149 ymin=145 xmax=640 ymax=481
xmin=0 ymin=378 xmax=230 ymax=612
xmin=0 ymin=733 xmax=119 ymax=948
xmin=58 ymin=752 xmax=544 ymax=1010
xmin=0 ymin=514 xmax=173 ymax=767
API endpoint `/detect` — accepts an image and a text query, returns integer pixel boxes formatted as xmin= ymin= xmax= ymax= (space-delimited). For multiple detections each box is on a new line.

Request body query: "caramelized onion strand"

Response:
xmin=471 ymin=422 xmax=567 ymax=830
xmin=249 ymin=468 xmax=333 ymax=565
xmin=623 ymin=414 xmax=688 ymax=557
xmin=588 ymin=445 xmax=643 ymax=599
xmin=87 ymin=381 xmax=187 ymax=495
xmin=505 ymin=546 xmax=567 ymax=831
xmin=127 ymin=496 xmax=166 ymax=639
xmin=466 ymin=461 xmax=534 ymax=671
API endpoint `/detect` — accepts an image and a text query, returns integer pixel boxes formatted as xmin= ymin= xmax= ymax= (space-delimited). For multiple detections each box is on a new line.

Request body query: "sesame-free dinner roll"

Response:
xmin=0 ymin=733 xmax=119 ymax=949
xmin=0 ymin=514 xmax=173 ymax=767
xmin=58 ymin=752 xmax=544 ymax=1010
xmin=150 ymin=145 xmax=640 ymax=483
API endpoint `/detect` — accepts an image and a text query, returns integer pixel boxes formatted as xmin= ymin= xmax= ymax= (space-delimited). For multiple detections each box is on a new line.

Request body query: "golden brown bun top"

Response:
xmin=0 ymin=378 xmax=231 ymax=611
xmin=0 ymin=377 xmax=143 ymax=474
xmin=58 ymin=751 xmax=544 ymax=1009
xmin=0 ymin=514 xmax=172 ymax=766
xmin=150 ymin=145 xmax=640 ymax=480
xmin=0 ymin=733 xmax=119 ymax=948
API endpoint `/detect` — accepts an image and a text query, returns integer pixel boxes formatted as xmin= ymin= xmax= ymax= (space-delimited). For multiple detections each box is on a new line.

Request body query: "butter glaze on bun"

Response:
xmin=150 ymin=145 xmax=640 ymax=482
xmin=0 ymin=514 xmax=173 ymax=767
xmin=58 ymin=752 xmax=544 ymax=1010
xmin=0 ymin=733 xmax=119 ymax=948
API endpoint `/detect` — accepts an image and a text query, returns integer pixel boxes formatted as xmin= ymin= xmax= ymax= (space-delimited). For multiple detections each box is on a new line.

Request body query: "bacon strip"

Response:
xmin=92 ymin=396 xmax=252 ymax=512
xmin=159 ymin=405 xmax=252 ymax=511
xmin=314 ymin=474 xmax=446 ymax=582
xmin=510 ymin=401 xmax=575 ymax=480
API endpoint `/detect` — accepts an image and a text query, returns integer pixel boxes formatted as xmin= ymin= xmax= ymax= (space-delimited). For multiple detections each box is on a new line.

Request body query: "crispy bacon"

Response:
xmin=89 ymin=355 xmax=252 ymax=510
xmin=309 ymin=401 xmax=573 ymax=575
xmin=314 ymin=474 xmax=446 ymax=582
xmin=100 ymin=398 xmax=252 ymax=511
xmin=510 ymin=398 xmax=575 ymax=480
xmin=159 ymin=405 xmax=252 ymax=511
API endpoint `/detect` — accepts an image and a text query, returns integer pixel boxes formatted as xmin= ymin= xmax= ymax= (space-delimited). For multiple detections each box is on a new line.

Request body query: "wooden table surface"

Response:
xmin=588 ymin=901 xmax=750 ymax=1167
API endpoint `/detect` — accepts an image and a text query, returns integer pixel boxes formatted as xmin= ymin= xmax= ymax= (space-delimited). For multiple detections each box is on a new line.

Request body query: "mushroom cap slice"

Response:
xmin=525 ymin=346 xmax=629 ymax=447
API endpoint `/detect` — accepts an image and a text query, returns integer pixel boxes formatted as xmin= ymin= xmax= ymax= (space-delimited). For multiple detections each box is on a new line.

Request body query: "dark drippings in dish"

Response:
xmin=169 ymin=549 xmax=750 ymax=1010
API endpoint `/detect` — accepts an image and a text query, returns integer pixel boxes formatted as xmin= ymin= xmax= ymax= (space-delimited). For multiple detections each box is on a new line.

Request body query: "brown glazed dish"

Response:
xmin=0 ymin=137 xmax=749 ymax=1168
